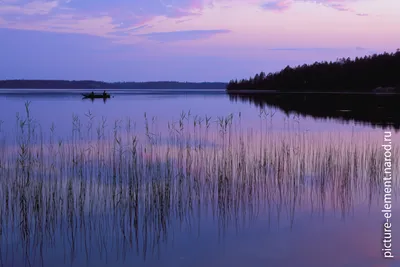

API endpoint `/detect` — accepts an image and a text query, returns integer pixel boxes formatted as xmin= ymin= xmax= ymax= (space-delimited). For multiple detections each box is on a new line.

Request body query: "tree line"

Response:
xmin=226 ymin=49 xmax=400 ymax=92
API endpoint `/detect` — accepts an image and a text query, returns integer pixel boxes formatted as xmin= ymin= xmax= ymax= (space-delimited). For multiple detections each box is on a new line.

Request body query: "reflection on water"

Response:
xmin=228 ymin=92 xmax=400 ymax=131
xmin=0 ymin=101 xmax=399 ymax=267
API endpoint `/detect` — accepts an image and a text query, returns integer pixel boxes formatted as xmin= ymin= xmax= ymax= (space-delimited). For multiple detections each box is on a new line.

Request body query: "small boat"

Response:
xmin=82 ymin=91 xmax=111 ymax=99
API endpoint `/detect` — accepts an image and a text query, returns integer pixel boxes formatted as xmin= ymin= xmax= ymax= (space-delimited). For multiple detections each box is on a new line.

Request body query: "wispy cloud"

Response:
xmin=267 ymin=47 xmax=339 ymax=51
xmin=0 ymin=0 xmax=374 ymax=42
xmin=326 ymin=3 xmax=351 ymax=12
xmin=266 ymin=47 xmax=370 ymax=52
xmin=0 ymin=14 xmax=123 ymax=38
xmin=355 ymin=46 xmax=367 ymax=50
xmin=261 ymin=0 xmax=291 ymax=11
xmin=137 ymin=29 xmax=231 ymax=42
xmin=175 ymin=18 xmax=193 ymax=24
xmin=0 ymin=0 xmax=218 ymax=41
xmin=295 ymin=0 xmax=367 ymax=15
xmin=0 ymin=0 xmax=59 ymax=15
xmin=65 ymin=0 xmax=207 ymax=19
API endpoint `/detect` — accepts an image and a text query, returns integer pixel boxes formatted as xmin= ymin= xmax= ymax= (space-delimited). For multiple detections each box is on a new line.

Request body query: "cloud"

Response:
xmin=137 ymin=29 xmax=231 ymax=42
xmin=266 ymin=47 xmax=372 ymax=52
xmin=261 ymin=0 xmax=291 ymax=11
xmin=175 ymin=18 xmax=193 ymax=24
xmin=65 ymin=0 xmax=207 ymax=19
xmin=0 ymin=0 xmax=59 ymax=15
xmin=301 ymin=0 xmax=369 ymax=16
xmin=355 ymin=46 xmax=367 ymax=50
xmin=0 ymin=0 xmax=372 ymax=42
xmin=0 ymin=0 xmax=216 ymax=42
xmin=0 ymin=0 xmax=208 ymax=29
xmin=267 ymin=47 xmax=340 ymax=51
xmin=291 ymin=0 xmax=364 ymax=14
xmin=326 ymin=3 xmax=351 ymax=11
xmin=0 ymin=13 xmax=124 ymax=38
xmin=356 ymin=13 xmax=368 ymax=16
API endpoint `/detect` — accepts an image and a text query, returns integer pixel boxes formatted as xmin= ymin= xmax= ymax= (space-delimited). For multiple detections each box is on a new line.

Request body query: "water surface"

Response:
xmin=0 ymin=89 xmax=398 ymax=267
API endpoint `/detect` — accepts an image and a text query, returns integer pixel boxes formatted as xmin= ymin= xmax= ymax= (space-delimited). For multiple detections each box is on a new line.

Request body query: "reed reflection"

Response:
xmin=0 ymin=102 xmax=398 ymax=267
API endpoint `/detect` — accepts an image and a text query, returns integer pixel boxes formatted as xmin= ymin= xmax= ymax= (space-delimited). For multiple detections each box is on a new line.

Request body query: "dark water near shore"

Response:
xmin=0 ymin=89 xmax=399 ymax=267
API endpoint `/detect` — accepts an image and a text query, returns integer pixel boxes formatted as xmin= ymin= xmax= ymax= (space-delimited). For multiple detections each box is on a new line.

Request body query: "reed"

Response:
xmin=0 ymin=103 xmax=398 ymax=266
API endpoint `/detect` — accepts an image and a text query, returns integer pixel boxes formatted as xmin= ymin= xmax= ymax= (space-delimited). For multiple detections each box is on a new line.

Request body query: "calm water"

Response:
xmin=0 ymin=89 xmax=399 ymax=267
xmin=0 ymin=89 xmax=389 ymax=136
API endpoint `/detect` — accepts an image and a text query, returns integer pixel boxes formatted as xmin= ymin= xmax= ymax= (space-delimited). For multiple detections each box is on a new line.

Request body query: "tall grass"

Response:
xmin=0 ymin=103 xmax=398 ymax=266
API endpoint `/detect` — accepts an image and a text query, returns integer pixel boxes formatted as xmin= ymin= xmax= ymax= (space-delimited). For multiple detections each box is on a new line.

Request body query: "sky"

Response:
xmin=0 ymin=0 xmax=399 ymax=82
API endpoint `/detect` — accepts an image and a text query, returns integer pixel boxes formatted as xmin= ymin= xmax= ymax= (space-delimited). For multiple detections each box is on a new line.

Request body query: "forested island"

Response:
xmin=0 ymin=80 xmax=227 ymax=89
xmin=227 ymin=50 xmax=400 ymax=92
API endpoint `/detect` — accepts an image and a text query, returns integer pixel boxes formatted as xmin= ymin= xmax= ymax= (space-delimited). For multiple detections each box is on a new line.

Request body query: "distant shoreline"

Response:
xmin=0 ymin=80 xmax=227 ymax=90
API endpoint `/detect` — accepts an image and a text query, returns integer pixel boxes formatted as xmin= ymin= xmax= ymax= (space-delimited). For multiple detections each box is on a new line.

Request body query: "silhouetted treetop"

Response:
xmin=227 ymin=50 xmax=400 ymax=92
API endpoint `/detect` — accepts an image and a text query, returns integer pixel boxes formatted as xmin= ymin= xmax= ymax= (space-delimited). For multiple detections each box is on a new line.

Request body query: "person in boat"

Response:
xmin=103 ymin=90 xmax=107 ymax=97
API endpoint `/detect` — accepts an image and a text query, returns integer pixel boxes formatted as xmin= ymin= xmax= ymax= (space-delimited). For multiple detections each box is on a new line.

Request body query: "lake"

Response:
xmin=0 ymin=89 xmax=399 ymax=267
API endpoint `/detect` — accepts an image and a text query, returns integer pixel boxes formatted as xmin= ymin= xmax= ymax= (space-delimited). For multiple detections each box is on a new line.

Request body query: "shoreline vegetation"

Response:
xmin=0 ymin=80 xmax=227 ymax=89
xmin=227 ymin=50 xmax=400 ymax=92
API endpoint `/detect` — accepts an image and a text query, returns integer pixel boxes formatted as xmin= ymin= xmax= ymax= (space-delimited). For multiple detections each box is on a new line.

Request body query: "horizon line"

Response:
xmin=0 ymin=79 xmax=229 ymax=84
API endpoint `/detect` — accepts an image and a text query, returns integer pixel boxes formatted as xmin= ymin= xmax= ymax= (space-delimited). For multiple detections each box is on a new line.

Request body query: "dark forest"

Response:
xmin=226 ymin=50 xmax=400 ymax=92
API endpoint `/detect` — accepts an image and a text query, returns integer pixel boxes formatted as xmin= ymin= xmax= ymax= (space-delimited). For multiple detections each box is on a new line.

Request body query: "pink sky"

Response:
xmin=0 ymin=0 xmax=399 ymax=81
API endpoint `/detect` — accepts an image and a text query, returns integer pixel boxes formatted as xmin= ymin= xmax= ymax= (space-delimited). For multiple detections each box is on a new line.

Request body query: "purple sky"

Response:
xmin=0 ymin=0 xmax=399 ymax=82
